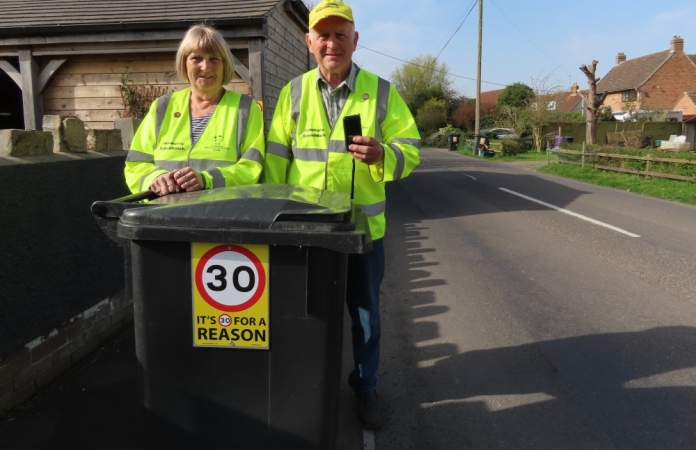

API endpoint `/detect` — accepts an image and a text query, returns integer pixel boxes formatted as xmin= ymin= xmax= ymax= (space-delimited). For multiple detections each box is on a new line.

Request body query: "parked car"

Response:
xmin=480 ymin=128 xmax=518 ymax=140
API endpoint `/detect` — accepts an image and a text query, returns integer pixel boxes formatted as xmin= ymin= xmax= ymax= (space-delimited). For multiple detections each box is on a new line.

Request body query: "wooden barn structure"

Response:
xmin=0 ymin=0 xmax=312 ymax=131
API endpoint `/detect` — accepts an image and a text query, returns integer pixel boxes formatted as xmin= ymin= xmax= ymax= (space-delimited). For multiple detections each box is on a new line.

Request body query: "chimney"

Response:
xmin=570 ymin=82 xmax=579 ymax=95
xmin=616 ymin=52 xmax=626 ymax=66
xmin=671 ymin=36 xmax=684 ymax=53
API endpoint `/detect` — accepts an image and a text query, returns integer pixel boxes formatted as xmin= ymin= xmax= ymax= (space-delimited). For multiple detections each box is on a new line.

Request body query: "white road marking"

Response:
xmin=499 ymin=188 xmax=641 ymax=238
xmin=363 ymin=429 xmax=375 ymax=450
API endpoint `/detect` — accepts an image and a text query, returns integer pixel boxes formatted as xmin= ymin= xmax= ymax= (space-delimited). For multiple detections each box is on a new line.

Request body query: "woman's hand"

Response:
xmin=150 ymin=173 xmax=181 ymax=196
xmin=173 ymin=167 xmax=205 ymax=192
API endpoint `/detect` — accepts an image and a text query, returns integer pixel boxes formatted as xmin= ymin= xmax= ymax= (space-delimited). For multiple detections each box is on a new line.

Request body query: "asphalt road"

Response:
xmin=368 ymin=148 xmax=696 ymax=449
xmin=2 ymin=147 xmax=695 ymax=449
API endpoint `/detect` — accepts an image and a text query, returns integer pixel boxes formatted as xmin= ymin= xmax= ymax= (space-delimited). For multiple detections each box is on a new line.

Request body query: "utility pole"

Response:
xmin=473 ymin=0 xmax=483 ymax=156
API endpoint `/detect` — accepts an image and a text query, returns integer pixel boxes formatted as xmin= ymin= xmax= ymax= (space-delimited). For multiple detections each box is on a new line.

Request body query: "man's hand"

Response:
xmin=348 ymin=136 xmax=384 ymax=165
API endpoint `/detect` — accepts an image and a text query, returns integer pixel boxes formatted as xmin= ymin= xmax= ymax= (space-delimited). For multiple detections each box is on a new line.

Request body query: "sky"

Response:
xmin=342 ymin=0 xmax=696 ymax=97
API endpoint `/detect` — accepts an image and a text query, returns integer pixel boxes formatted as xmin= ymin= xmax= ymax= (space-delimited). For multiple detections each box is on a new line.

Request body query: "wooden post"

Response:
xmin=18 ymin=49 xmax=43 ymax=130
xmin=582 ymin=141 xmax=586 ymax=168
xmin=645 ymin=154 xmax=652 ymax=179
xmin=248 ymin=38 xmax=267 ymax=126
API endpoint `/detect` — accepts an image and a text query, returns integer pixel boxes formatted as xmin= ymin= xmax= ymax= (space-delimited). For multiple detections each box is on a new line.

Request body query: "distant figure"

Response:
xmin=263 ymin=0 xmax=421 ymax=429
xmin=124 ymin=24 xmax=264 ymax=196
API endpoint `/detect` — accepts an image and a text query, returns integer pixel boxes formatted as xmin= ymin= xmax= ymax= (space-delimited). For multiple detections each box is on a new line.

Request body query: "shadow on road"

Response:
xmin=378 ymin=180 xmax=696 ymax=450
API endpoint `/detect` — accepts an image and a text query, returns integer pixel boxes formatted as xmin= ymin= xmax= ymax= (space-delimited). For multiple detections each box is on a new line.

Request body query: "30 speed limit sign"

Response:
xmin=191 ymin=243 xmax=269 ymax=350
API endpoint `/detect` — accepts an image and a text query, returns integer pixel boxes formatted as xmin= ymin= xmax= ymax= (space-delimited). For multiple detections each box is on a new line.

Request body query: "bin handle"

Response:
xmin=91 ymin=190 xmax=158 ymax=219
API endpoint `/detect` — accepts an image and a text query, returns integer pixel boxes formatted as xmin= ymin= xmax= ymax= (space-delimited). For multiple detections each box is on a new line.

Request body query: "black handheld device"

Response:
xmin=342 ymin=114 xmax=362 ymax=200
xmin=343 ymin=114 xmax=362 ymax=152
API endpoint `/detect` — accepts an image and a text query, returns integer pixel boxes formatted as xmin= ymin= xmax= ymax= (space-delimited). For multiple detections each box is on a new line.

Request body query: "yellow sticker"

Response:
xmin=191 ymin=242 xmax=269 ymax=350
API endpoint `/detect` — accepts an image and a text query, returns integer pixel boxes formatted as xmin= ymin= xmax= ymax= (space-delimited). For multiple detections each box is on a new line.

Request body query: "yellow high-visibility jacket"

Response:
xmin=124 ymin=88 xmax=265 ymax=193
xmin=263 ymin=68 xmax=421 ymax=240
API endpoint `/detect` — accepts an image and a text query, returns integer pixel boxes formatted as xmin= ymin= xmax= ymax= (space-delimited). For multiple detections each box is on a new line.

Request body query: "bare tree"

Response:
xmin=496 ymin=72 xmax=564 ymax=152
xmin=579 ymin=61 xmax=607 ymax=145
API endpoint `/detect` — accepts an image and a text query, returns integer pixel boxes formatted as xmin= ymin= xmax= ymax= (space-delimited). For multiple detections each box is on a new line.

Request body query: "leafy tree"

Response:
xmin=390 ymin=54 xmax=457 ymax=115
xmin=496 ymin=73 xmax=564 ymax=151
xmin=497 ymin=82 xmax=535 ymax=109
xmin=416 ymin=98 xmax=448 ymax=135
xmin=597 ymin=106 xmax=615 ymax=122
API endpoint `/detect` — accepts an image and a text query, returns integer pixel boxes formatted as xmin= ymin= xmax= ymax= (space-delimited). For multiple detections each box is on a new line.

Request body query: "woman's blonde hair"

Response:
xmin=175 ymin=24 xmax=234 ymax=85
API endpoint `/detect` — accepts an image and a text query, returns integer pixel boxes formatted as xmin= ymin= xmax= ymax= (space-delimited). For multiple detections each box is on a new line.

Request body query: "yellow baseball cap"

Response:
xmin=308 ymin=0 xmax=354 ymax=29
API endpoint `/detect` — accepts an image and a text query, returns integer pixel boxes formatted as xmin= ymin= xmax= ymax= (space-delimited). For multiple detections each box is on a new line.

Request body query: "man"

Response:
xmin=264 ymin=0 xmax=420 ymax=429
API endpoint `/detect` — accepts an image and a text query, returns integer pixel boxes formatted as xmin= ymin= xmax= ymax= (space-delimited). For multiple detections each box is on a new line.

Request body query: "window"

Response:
xmin=622 ymin=90 xmax=637 ymax=102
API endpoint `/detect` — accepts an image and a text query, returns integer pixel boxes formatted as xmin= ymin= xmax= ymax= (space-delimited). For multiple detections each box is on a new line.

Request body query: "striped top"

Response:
xmin=191 ymin=111 xmax=214 ymax=145
xmin=316 ymin=63 xmax=359 ymax=128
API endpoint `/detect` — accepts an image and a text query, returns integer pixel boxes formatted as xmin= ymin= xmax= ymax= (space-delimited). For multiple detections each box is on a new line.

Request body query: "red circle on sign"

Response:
xmin=195 ymin=245 xmax=266 ymax=312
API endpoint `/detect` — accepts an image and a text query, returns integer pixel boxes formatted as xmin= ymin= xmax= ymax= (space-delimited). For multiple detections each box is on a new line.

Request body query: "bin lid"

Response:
xmin=119 ymin=184 xmax=353 ymax=231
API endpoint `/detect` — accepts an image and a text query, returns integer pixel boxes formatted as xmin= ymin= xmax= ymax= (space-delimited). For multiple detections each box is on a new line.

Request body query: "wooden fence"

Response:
xmin=555 ymin=149 xmax=696 ymax=182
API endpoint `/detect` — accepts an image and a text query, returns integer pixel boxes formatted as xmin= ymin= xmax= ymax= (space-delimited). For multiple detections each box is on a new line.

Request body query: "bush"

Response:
xmin=424 ymin=132 xmax=449 ymax=148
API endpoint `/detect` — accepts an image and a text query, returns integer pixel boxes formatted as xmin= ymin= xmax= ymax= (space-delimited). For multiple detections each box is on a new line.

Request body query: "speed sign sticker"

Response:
xmin=191 ymin=243 xmax=269 ymax=350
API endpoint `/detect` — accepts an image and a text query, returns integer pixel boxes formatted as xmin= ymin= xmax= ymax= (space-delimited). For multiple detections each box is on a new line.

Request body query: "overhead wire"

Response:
xmin=356 ymin=44 xmax=507 ymax=87
xmin=488 ymin=0 xmax=573 ymax=78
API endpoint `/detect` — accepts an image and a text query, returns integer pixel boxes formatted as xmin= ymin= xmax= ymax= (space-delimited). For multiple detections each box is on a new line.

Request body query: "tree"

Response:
xmin=496 ymin=73 xmax=564 ymax=151
xmin=579 ymin=60 xmax=607 ymax=145
xmin=497 ymin=82 xmax=535 ymax=109
xmin=416 ymin=98 xmax=448 ymax=135
xmin=390 ymin=54 xmax=457 ymax=115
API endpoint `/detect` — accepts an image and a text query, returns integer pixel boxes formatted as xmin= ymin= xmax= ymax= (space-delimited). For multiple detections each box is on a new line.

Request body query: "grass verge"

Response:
xmin=538 ymin=163 xmax=696 ymax=205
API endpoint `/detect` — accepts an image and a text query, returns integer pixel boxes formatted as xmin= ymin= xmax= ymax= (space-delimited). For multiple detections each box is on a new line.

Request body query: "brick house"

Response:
xmin=0 ymin=0 xmax=312 ymax=131
xmin=597 ymin=36 xmax=696 ymax=113
xmin=556 ymin=83 xmax=587 ymax=115
xmin=674 ymin=92 xmax=696 ymax=121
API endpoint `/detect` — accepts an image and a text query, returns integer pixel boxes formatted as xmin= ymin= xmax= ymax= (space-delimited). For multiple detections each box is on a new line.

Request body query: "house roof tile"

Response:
xmin=480 ymin=89 xmax=504 ymax=106
xmin=0 ymin=0 xmax=283 ymax=33
xmin=557 ymin=94 xmax=583 ymax=112
xmin=597 ymin=50 xmax=671 ymax=94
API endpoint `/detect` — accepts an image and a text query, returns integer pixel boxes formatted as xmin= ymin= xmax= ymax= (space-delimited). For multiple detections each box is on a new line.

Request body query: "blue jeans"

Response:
xmin=346 ymin=239 xmax=385 ymax=393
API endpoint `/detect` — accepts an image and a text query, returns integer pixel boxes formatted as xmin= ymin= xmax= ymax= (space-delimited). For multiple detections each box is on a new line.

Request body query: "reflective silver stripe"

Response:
xmin=155 ymin=93 xmax=173 ymax=143
xmin=139 ymin=167 xmax=166 ymax=192
xmin=388 ymin=143 xmax=405 ymax=180
xmin=375 ymin=77 xmax=390 ymax=143
xmin=236 ymin=94 xmax=252 ymax=161
xmin=209 ymin=168 xmax=226 ymax=188
xmin=240 ymin=147 xmax=264 ymax=164
xmin=292 ymin=147 xmax=328 ymax=162
xmin=328 ymin=140 xmax=346 ymax=153
xmin=154 ymin=160 xmax=187 ymax=171
xmin=126 ymin=150 xmax=153 ymax=162
xmin=189 ymin=159 xmax=235 ymax=172
xmin=267 ymin=141 xmax=290 ymax=160
xmin=290 ymin=76 xmax=303 ymax=143
xmin=361 ymin=201 xmax=386 ymax=217
xmin=392 ymin=138 xmax=422 ymax=148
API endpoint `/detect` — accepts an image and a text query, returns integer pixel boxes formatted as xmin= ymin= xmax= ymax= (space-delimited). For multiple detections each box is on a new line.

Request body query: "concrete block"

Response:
xmin=42 ymin=115 xmax=62 ymax=130
xmin=86 ymin=129 xmax=123 ymax=152
xmin=0 ymin=129 xmax=53 ymax=156
xmin=36 ymin=358 xmax=71 ymax=389
xmin=61 ymin=116 xmax=87 ymax=152
xmin=114 ymin=118 xmax=143 ymax=150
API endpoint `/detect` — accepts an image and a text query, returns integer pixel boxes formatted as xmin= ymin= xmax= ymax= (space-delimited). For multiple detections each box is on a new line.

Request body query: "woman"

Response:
xmin=124 ymin=24 xmax=265 ymax=196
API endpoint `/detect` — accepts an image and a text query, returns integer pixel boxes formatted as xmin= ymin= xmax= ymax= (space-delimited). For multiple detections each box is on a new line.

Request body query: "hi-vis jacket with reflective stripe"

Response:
xmin=124 ymin=88 xmax=265 ymax=193
xmin=263 ymin=68 xmax=420 ymax=240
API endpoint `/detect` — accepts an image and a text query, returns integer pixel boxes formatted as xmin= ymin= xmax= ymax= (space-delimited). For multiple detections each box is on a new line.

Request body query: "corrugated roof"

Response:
xmin=597 ymin=50 xmax=671 ymax=94
xmin=0 ymin=0 xmax=282 ymax=33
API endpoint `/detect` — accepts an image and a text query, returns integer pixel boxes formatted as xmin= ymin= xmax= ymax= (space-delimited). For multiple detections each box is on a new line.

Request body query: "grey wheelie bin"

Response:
xmin=91 ymin=184 xmax=371 ymax=450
